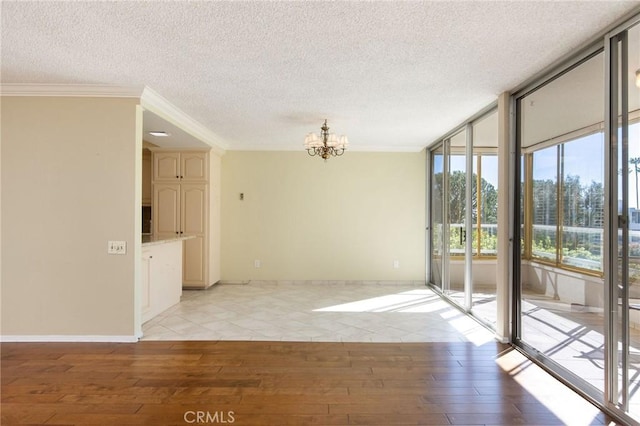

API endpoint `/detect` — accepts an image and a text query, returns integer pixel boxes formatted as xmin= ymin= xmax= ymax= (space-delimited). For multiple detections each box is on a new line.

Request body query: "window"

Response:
xmin=525 ymin=131 xmax=605 ymax=273
xmin=474 ymin=154 xmax=498 ymax=256
xmin=447 ymin=152 xmax=498 ymax=258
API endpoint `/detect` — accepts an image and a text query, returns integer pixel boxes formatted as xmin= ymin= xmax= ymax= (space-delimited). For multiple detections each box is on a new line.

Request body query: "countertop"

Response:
xmin=142 ymin=234 xmax=196 ymax=247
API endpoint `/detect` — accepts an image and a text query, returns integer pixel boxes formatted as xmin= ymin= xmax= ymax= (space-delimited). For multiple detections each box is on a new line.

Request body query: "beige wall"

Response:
xmin=1 ymin=96 xmax=139 ymax=339
xmin=221 ymin=151 xmax=426 ymax=281
xmin=209 ymin=151 xmax=222 ymax=284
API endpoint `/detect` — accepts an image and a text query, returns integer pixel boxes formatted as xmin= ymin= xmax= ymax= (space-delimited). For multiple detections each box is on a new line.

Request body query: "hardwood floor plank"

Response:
xmin=2 ymin=402 xmax=143 ymax=414
xmin=133 ymin=378 xmax=261 ymax=388
xmin=240 ymin=386 xmax=349 ymax=396
xmin=1 ymin=406 xmax=57 ymax=425
xmin=329 ymin=402 xmax=446 ymax=415
xmin=220 ymin=414 xmax=349 ymax=425
xmin=347 ymin=413 xmax=451 ymax=425
xmin=348 ymin=386 xmax=480 ymax=397
xmin=43 ymin=413 xmax=163 ymax=425
xmin=258 ymin=378 xmax=385 ymax=389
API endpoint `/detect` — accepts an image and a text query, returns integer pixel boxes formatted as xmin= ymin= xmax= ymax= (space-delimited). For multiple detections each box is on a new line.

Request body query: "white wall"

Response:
xmin=521 ymin=261 xmax=605 ymax=309
xmin=221 ymin=151 xmax=425 ymax=281
xmin=1 ymin=96 xmax=139 ymax=339
xmin=449 ymin=260 xmax=498 ymax=291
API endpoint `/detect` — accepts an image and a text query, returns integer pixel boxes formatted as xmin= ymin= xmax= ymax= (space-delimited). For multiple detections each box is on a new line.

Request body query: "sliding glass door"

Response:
xmin=428 ymin=110 xmax=499 ymax=324
xmin=516 ymin=48 xmax=607 ymax=402
xmin=606 ymin=19 xmax=640 ymax=419
xmin=512 ymin=14 xmax=640 ymax=423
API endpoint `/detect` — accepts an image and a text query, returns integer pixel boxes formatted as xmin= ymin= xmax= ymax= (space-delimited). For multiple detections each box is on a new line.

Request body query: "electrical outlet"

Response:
xmin=108 ymin=241 xmax=127 ymax=255
xmin=393 ymin=260 xmax=400 ymax=269
xmin=254 ymin=259 xmax=261 ymax=268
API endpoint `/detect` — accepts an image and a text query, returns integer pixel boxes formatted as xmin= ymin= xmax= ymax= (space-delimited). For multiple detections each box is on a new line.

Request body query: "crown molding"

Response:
xmin=0 ymin=83 xmax=144 ymax=97
xmin=140 ymin=87 xmax=228 ymax=155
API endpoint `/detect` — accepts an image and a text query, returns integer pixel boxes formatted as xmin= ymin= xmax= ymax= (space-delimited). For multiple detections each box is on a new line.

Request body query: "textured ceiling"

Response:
xmin=2 ymin=1 xmax=639 ymax=152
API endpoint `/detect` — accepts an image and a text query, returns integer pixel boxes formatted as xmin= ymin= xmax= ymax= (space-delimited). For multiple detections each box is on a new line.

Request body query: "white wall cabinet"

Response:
xmin=152 ymin=150 xmax=212 ymax=288
xmin=153 ymin=151 xmax=208 ymax=182
xmin=153 ymin=183 xmax=208 ymax=287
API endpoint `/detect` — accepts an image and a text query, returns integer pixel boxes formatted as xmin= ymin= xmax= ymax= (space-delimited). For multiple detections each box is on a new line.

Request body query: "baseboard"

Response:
xmin=495 ymin=334 xmax=511 ymax=344
xmin=183 ymin=280 xmax=222 ymax=290
xmin=247 ymin=280 xmax=427 ymax=286
xmin=1 ymin=335 xmax=139 ymax=343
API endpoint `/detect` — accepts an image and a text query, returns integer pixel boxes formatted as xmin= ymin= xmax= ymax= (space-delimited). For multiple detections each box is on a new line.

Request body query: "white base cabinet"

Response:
xmin=141 ymin=239 xmax=183 ymax=323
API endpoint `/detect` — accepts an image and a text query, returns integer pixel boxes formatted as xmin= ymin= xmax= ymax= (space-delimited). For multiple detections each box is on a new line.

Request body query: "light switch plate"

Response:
xmin=108 ymin=240 xmax=127 ymax=255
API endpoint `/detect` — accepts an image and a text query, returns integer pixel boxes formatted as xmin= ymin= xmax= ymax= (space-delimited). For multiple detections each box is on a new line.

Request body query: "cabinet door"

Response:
xmin=181 ymin=184 xmax=208 ymax=287
xmin=183 ymin=235 xmax=206 ymax=286
xmin=181 ymin=184 xmax=207 ymax=235
xmin=181 ymin=152 xmax=208 ymax=181
xmin=153 ymin=152 xmax=180 ymax=181
xmin=153 ymin=184 xmax=180 ymax=237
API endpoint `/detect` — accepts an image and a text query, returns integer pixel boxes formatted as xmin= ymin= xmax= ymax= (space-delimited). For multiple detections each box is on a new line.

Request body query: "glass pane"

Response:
xmin=431 ymin=147 xmax=444 ymax=290
xmin=531 ymin=145 xmax=558 ymax=261
xmin=629 ymin=122 xmax=640 ymax=419
xmin=448 ymin=154 xmax=467 ymax=258
xmin=479 ymin=155 xmax=499 ymax=256
xmin=561 ymin=134 xmax=604 ymax=271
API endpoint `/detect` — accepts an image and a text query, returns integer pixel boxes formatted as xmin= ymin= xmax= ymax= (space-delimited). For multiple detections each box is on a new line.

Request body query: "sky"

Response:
xmin=435 ymin=123 xmax=640 ymax=209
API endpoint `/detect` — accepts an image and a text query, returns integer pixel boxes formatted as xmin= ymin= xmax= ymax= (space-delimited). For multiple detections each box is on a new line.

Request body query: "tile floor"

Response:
xmin=141 ymin=281 xmax=496 ymax=344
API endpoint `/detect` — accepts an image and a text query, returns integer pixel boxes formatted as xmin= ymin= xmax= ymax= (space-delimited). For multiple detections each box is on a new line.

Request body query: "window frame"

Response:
xmin=522 ymin=124 xmax=606 ymax=277
xmin=447 ymin=147 xmax=499 ymax=260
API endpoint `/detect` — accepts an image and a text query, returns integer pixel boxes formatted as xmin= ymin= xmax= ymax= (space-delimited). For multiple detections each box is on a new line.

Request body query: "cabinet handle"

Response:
xmin=175 ymin=175 xmax=179 ymax=179
xmin=180 ymin=175 xmax=184 ymax=179
xmin=175 ymin=231 xmax=179 ymax=235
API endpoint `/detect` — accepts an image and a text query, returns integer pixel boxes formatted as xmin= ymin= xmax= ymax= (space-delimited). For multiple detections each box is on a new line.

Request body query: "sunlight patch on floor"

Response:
xmin=495 ymin=348 xmax=606 ymax=425
xmin=447 ymin=315 xmax=495 ymax=345
xmin=313 ymin=290 xmax=444 ymax=313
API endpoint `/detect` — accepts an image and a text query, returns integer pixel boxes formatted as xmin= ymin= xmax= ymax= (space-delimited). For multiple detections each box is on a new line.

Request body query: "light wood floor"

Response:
xmin=1 ymin=341 xmax=619 ymax=425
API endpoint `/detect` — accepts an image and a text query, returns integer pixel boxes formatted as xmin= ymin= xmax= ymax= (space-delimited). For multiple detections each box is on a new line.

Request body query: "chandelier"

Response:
xmin=304 ymin=119 xmax=348 ymax=160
